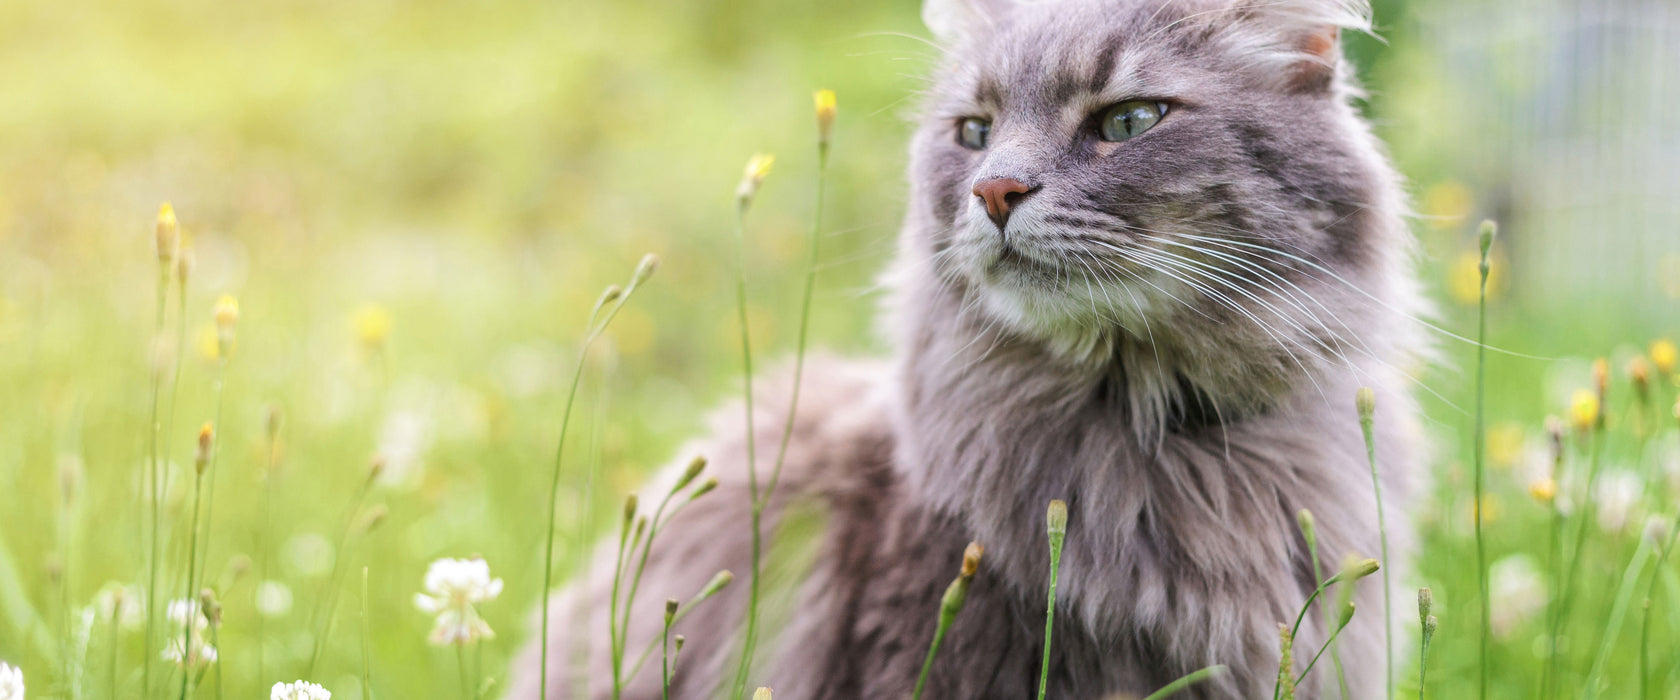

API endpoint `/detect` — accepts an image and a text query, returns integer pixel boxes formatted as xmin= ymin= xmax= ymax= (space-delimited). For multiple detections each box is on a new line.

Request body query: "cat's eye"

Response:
xmin=1098 ymin=101 xmax=1168 ymax=142
xmin=957 ymin=117 xmax=991 ymax=150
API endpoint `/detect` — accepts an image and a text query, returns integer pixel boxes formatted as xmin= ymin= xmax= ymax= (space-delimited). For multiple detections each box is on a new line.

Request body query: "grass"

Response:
xmin=1 ymin=2 xmax=1679 ymax=698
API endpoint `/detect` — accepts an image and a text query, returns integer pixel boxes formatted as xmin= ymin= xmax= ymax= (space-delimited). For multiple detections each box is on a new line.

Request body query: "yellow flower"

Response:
xmin=214 ymin=295 xmax=239 ymax=328
xmin=1651 ymin=339 xmax=1677 ymax=377
xmin=155 ymin=202 xmax=179 ymax=263
xmin=1570 ymin=389 xmax=1600 ymax=432
xmin=736 ymin=153 xmax=775 ymax=212
xmin=1420 ymin=180 xmax=1473 ymax=229
xmin=354 ymin=304 xmax=391 ymax=349
xmin=1528 ymin=477 xmax=1556 ymax=504
xmin=813 ymin=89 xmax=837 ymax=147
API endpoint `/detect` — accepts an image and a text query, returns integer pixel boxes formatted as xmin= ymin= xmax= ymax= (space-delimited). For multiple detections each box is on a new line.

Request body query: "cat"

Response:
xmin=511 ymin=0 xmax=1427 ymax=697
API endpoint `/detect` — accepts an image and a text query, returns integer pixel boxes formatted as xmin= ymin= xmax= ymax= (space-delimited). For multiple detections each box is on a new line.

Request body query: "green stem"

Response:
xmin=305 ymin=471 xmax=376 ymax=677
xmin=194 ymin=369 xmax=228 ymax=590
xmin=178 ymin=468 xmax=205 ymax=700
xmin=1141 ymin=666 xmax=1227 ymax=700
xmin=1583 ymin=535 xmax=1654 ymax=697
xmin=1472 ymin=224 xmax=1493 ymax=700
xmin=1359 ymin=401 xmax=1393 ymax=700
xmin=143 ymin=264 xmax=170 ymax=698
xmin=728 ymin=200 xmax=762 ymax=700
xmin=1642 ymin=451 xmax=1680 ymax=700
xmin=362 ymin=567 xmax=375 ymax=700
xmin=542 ymin=282 xmax=641 ymax=700
xmin=1038 ymin=508 xmax=1066 ymax=700
xmin=1552 ymin=424 xmax=1608 ymax=698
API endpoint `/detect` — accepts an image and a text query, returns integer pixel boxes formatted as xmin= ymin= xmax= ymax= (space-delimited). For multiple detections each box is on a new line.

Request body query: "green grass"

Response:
xmin=1 ymin=1 xmax=1679 ymax=699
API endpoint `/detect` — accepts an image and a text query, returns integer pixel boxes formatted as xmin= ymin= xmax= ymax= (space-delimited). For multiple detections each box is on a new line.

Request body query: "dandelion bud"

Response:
xmin=1651 ymin=339 xmax=1677 ymax=377
xmin=632 ymin=516 xmax=647 ymax=544
xmin=155 ymin=202 xmax=179 ymax=264
xmin=622 ymin=493 xmax=639 ymax=529
xmin=753 ymin=687 xmax=772 ymax=700
xmin=687 ymin=477 xmax=719 ymax=502
xmin=1417 ymin=587 xmax=1433 ymax=622
xmin=596 ymin=285 xmax=623 ymax=311
xmin=813 ymin=89 xmax=837 ymax=150
xmin=674 ymin=634 xmax=685 ymax=653
xmin=1423 ymin=614 xmax=1438 ymax=640
xmin=1544 ymin=415 xmax=1563 ymax=453
xmin=630 ymin=254 xmax=660 ymax=289
xmin=695 ymin=570 xmax=733 ymax=601
xmin=1335 ymin=557 xmax=1380 ymax=583
xmin=1336 ymin=600 xmax=1356 ymax=629
xmin=1355 ymin=387 xmax=1376 ymax=421
xmin=1047 ymin=499 xmax=1068 ymax=536
xmin=213 ymin=295 xmax=239 ymax=360
xmin=736 ymin=154 xmax=775 ymax=213
xmin=195 ymin=422 xmax=215 ymax=475
xmin=1592 ymin=358 xmax=1609 ymax=399
xmin=960 ymin=541 xmax=983 ymax=580
xmin=1295 ymin=508 xmax=1318 ymax=548
xmin=672 ymin=455 xmax=706 ymax=494
xmin=1477 ymin=219 xmax=1497 ymax=259
xmin=367 ymin=454 xmax=387 ymax=482
xmin=175 ymin=246 xmax=194 ymax=286
xmin=664 ymin=598 xmax=679 ymax=624
xmin=1569 ymin=389 xmax=1600 ymax=433
xmin=355 ymin=505 xmax=389 ymax=535
xmin=199 ymin=588 xmax=222 ymax=627
xmin=1629 ymin=357 xmax=1652 ymax=404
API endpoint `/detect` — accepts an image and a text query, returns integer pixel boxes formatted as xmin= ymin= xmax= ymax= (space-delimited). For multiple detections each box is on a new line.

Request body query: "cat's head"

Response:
xmin=902 ymin=0 xmax=1411 ymax=403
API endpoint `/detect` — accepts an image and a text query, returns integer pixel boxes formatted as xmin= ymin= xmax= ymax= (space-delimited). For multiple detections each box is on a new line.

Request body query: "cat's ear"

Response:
xmin=922 ymin=0 xmax=1016 ymax=44
xmin=1209 ymin=0 xmax=1371 ymax=93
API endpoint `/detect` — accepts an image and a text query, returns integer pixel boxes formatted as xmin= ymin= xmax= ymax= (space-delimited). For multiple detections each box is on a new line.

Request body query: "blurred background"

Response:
xmin=0 ymin=0 xmax=1676 ymax=697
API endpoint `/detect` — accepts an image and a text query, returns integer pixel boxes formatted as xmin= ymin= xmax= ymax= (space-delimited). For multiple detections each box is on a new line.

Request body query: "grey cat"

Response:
xmin=511 ymin=0 xmax=1427 ymax=697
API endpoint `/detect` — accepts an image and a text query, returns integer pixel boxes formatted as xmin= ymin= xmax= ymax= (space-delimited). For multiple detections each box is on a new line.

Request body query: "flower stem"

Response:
xmin=1038 ymin=501 xmax=1067 ymax=700
xmin=1357 ymin=390 xmax=1392 ymax=700
xmin=1141 ymin=666 xmax=1227 ymax=700
xmin=1472 ymin=221 xmax=1494 ymax=700
xmin=728 ymin=194 xmax=763 ymax=700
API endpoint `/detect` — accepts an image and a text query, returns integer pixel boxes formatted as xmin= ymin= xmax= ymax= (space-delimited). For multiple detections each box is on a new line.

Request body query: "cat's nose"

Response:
xmin=972 ymin=177 xmax=1036 ymax=230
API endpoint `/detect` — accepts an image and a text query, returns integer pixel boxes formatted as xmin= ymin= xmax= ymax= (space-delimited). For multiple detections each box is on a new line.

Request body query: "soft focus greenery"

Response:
xmin=0 ymin=0 xmax=1676 ymax=698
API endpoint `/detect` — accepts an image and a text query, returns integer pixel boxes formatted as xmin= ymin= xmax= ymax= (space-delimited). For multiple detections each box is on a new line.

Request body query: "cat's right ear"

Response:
xmin=922 ymin=0 xmax=1015 ymax=43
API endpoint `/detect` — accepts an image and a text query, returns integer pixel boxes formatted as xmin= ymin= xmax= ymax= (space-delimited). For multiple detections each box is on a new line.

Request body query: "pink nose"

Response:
xmin=972 ymin=177 xmax=1035 ymax=230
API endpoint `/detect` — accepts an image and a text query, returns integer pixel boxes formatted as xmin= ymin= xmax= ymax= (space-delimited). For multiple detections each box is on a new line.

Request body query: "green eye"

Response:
xmin=1099 ymin=101 xmax=1168 ymax=142
xmin=958 ymin=117 xmax=991 ymax=150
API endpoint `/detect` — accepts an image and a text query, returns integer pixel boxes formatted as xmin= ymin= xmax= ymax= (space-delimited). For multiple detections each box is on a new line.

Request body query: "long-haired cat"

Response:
xmin=512 ymin=0 xmax=1425 ymax=696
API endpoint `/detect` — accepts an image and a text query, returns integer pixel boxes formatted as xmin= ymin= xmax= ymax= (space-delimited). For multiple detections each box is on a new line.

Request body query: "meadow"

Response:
xmin=1 ymin=0 xmax=1678 ymax=698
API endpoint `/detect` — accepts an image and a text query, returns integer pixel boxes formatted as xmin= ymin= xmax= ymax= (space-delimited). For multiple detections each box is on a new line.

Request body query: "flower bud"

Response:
xmin=1355 ymin=387 xmax=1376 ymax=422
xmin=1047 ymin=499 xmax=1068 ymax=536
xmin=673 ymin=455 xmax=706 ymax=493
xmin=630 ymin=254 xmax=660 ymax=289
xmin=813 ymin=89 xmax=837 ymax=149
xmin=155 ymin=202 xmax=179 ymax=264
xmin=736 ymin=154 xmax=775 ymax=213
xmin=195 ymin=422 xmax=215 ymax=475
xmin=960 ymin=541 xmax=983 ymax=580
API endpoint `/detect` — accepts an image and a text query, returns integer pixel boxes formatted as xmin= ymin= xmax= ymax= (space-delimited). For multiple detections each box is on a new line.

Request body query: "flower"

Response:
xmin=155 ymin=202 xmax=179 ymax=264
xmin=271 ymin=680 xmax=331 ymax=700
xmin=1527 ymin=477 xmax=1557 ymax=505
xmin=213 ymin=295 xmax=239 ymax=359
xmin=813 ymin=89 xmax=837 ymax=147
xmin=1653 ymin=339 xmax=1678 ymax=377
xmin=354 ymin=304 xmax=391 ymax=350
xmin=93 ymin=582 xmax=144 ymax=631
xmin=414 ymin=557 xmax=503 ymax=645
xmin=1569 ymin=389 xmax=1600 ymax=433
xmin=0 ymin=661 xmax=21 ymax=700
xmin=736 ymin=154 xmax=775 ymax=212
xmin=162 ymin=598 xmax=217 ymax=669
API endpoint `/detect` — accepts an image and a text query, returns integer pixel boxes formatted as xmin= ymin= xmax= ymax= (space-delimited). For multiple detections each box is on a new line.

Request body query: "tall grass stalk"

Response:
xmin=1582 ymin=533 xmax=1653 ymax=697
xmin=1550 ymin=371 xmax=1609 ymax=698
xmin=612 ymin=458 xmax=710 ymax=697
xmin=1355 ymin=387 xmax=1392 ymax=699
xmin=726 ymin=151 xmax=773 ymax=700
xmin=661 ymin=598 xmax=677 ymax=700
xmin=1641 ymin=414 xmax=1680 ymax=700
xmin=193 ymin=295 xmax=236 ymax=597
xmin=178 ymin=424 xmax=214 ymax=700
xmin=538 ymin=255 xmax=655 ymax=700
xmin=1471 ymin=219 xmax=1495 ymax=700
xmin=1418 ymin=588 xmax=1436 ymax=699
xmin=304 ymin=457 xmax=382 ymax=678
xmin=1141 ymin=666 xmax=1228 ymax=700
xmin=362 ymin=566 xmax=375 ymax=700
xmin=256 ymin=407 xmax=281 ymax=690
xmin=625 ymin=569 xmax=732 ymax=681
xmin=913 ymin=542 xmax=982 ymax=700
xmin=1276 ymin=558 xmax=1380 ymax=700
xmin=733 ymin=90 xmax=834 ymax=698
xmin=1540 ymin=417 xmax=1566 ymax=698
xmin=144 ymin=202 xmax=181 ymax=698
xmin=1038 ymin=500 xmax=1068 ymax=700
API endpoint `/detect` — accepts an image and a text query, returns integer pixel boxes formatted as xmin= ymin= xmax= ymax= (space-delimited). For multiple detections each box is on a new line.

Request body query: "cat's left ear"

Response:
xmin=1208 ymin=0 xmax=1371 ymax=93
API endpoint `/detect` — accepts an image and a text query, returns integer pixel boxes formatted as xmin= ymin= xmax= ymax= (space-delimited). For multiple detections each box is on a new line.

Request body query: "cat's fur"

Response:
xmin=511 ymin=0 xmax=1426 ymax=697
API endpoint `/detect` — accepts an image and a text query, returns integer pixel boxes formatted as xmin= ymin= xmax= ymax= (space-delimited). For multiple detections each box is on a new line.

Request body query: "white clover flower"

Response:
xmin=256 ymin=580 xmax=294 ymax=619
xmin=1594 ymin=470 xmax=1644 ymax=534
xmin=161 ymin=598 xmax=216 ymax=669
xmin=0 ymin=661 xmax=22 ymax=700
xmin=271 ymin=680 xmax=331 ymax=700
xmin=92 ymin=582 xmax=144 ymax=631
xmin=1489 ymin=554 xmax=1547 ymax=640
xmin=414 ymin=557 xmax=502 ymax=645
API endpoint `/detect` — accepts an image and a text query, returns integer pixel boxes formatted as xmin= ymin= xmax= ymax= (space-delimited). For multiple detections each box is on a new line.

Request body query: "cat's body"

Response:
xmin=513 ymin=0 xmax=1426 ymax=697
